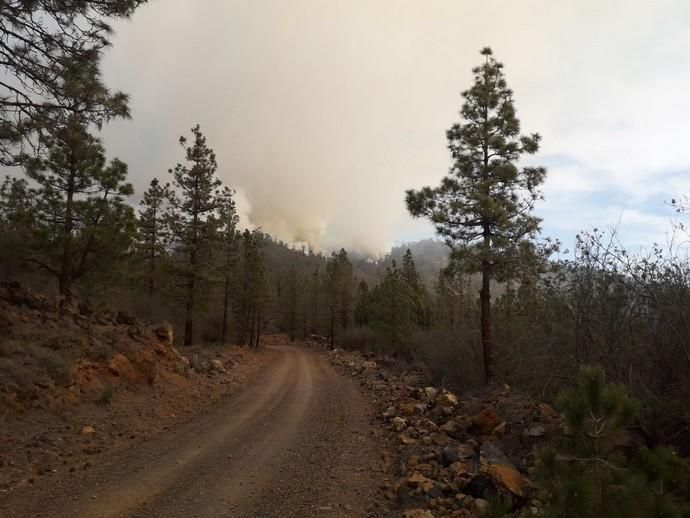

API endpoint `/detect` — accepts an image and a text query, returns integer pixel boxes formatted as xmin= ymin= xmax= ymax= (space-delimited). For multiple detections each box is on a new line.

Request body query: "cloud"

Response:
xmin=99 ymin=0 xmax=690 ymax=255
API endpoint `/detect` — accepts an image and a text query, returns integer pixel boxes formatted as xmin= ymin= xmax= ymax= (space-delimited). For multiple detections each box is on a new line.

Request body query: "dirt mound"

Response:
xmin=0 ymin=281 xmax=190 ymax=412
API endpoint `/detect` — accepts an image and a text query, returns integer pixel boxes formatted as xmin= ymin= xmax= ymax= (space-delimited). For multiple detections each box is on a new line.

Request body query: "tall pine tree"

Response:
xmin=136 ymin=178 xmax=171 ymax=297
xmin=24 ymin=117 xmax=135 ymax=296
xmin=406 ymin=47 xmax=546 ymax=382
xmin=169 ymin=125 xmax=221 ymax=346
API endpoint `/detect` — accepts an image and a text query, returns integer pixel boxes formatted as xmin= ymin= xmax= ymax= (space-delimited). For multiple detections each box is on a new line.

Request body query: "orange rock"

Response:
xmin=407 ymin=472 xmax=435 ymax=493
xmin=486 ymin=463 xmax=524 ymax=496
xmin=538 ymin=403 xmax=558 ymax=420
xmin=107 ymin=354 xmax=139 ymax=383
xmin=470 ymin=408 xmax=502 ymax=434
xmin=480 ymin=443 xmax=524 ymax=497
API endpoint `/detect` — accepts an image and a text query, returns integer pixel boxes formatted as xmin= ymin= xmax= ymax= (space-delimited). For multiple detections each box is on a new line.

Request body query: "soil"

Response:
xmin=0 ymin=342 xmax=391 ymax=517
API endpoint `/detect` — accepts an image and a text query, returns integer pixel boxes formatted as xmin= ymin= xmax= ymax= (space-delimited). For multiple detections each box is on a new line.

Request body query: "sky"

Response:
xmin=100 ymin=0 xmax=690 ymax=256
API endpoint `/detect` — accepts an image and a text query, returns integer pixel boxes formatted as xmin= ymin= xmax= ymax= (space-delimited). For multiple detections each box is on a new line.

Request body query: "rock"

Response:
xmin=382 ymin=406 xmax=398 ymax=418
xmin=480 ymin=443 xmax=524 ymax=497
xmin=523 ymin=425 xmax=546 ymax=438
xmin=107 ymin=354 xmax=138 ymax=382
xmin=154 ymin=321 xmax=174 ymax=345
xmin=361 ymin=360 xmax=377 ymax=370
xmin=391 ymin=417 xmax=408 ymax=432
xmin=115 ymin=310 xmax=137 ymax=326
xmin=441 ymin=443 xmax=475 ymax=466
xmin=439 ymin=419 xmax=465 ymax=440
xmin=81 ymin=426 xmax=96 ymax=435
xmin=210 ymin=359 xmax=226 ymax=373
xmin=422 ymin=386 xmax=439 ymax=401
xmin=538 ymin=402 xmax=558 ymax=420
xmin=406 ymin=471 xmax=435 ymax=493
xmin=403 ymin=510 xmax=435 ymax=518
xmin=399 ymin=433 xmax=417 ymax=445
xmin=436 ymin=390 xmax=458 ymax=408
xmin=449 ymin=461 xmax=474 ymax=478
xmin=493 ymin=421 xmax=508 ymax=436
xmin=402 ymin=402 xmax=418 ymax=416
xmin=470 ymin=408 xmax=503 ymax=435
xmin=473 ymin=498 xmax=490 ymax=513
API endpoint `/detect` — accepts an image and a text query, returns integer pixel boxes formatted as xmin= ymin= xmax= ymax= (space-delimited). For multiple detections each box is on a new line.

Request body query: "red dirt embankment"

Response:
xmin=0 ymin=281 xmax=271 ymax=493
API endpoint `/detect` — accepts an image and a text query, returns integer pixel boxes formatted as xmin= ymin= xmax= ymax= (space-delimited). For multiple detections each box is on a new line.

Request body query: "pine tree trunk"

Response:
xmin=221 ymin=272 xmax=230 ymax=344
xmin=148 ymin=209 xmax=156 ymax=297
xmin=329 ymin=305 xmax=335 ymax=348
xmin=59 ymin=184 xmax=75 ymax=296
xmin=480 ymin=258 xmax=493 ymax=384
xmin=184 ymin=249 xmax=197 ymax=346
xmin=256 ymin=309 xmax=262 ymax=347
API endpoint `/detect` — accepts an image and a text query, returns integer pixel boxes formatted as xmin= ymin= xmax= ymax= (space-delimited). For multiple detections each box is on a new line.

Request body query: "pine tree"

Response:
xmin=216 ymin=187 xmax=239 ymax=344
xmin=0 ymin=177 xmax=33 ymax=277
xmin=364 ymin=263 xmax=417 ymax=350
xmin=168 ymin=125 xmax=221 ymax=346
xmin=136 ymin=178 xmax=171 ymax=297
xmin=286 ymin=263 xmax=298 ymax=341
xmin=537 ymin=366 xmax=690 ymax=517
xmin=24 ymin=117 xmax=135 ymax=296
xmin=324 ymin=249 xmax=353 ymax=347
xmin=401 ymin=249 xmax=430 ymax=327
xmin=238 ymin=230 xmax=268 ymax=347
xmin=406 ymin=47 xmax=546 ymax=383
xmin=0 ymin=1 xmax=145 ymax=165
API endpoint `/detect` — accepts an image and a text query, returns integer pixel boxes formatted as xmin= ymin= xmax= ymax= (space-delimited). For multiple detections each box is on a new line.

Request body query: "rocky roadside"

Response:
xmin=326 ymin=347 xmax=561 ymax=518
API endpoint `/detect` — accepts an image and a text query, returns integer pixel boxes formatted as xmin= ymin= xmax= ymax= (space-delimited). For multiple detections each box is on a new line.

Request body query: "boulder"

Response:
xmin=523 ymin=425 xmax=545 ymax=438
xmin=154 ymin=321 xmax=174 ymax=345
xmin=391 ymin=417 xmax=408 ymax=432
xmin=436 ymin=390 xmax=458 ymax=408
xmin=115 ymin=310 xmax=137 ymax=326
xmin=439 ymin=419 xmax=465 ymax=440
xmin=479 ymin=443 xmax=524 ymax=497
xmin=441 ymin=443 xmax=476 ymax=466
xmin=538 ymin=402 xmax=559 ymax=420
xmin=406 ymin=472 xmax=435 ymax=493
xmin=107 ymin=354 xmax=138 ymax=383
xmin=210 ymin=359 xmax=226 ymax=373
xmin=469 ymin=408 xmax=503 ymax=435
xmin=422 ymin=386 xmax=439 ymax=401
xmin=382 ymin=406 xmax=398 ymax=418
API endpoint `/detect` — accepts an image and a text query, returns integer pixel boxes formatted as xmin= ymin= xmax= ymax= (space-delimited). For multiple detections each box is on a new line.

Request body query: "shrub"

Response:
xmin=536 ymin=366 xmax=690 ymax=518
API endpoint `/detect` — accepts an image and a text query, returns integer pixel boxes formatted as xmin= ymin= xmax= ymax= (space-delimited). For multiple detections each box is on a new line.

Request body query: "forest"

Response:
xmin=1 ymin=2 xmax=690 ymax=516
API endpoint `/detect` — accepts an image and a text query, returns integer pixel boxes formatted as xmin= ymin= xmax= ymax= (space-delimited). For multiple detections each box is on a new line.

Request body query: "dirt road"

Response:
xmin=0 ymin=345 xmax=386 ymax=517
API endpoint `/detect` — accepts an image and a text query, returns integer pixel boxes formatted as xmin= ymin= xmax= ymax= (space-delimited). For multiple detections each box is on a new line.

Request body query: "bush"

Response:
xmin=411 ymin=328 xmax=484 ymax=390
xmin=536 ymin=366 xmax=690 ymax=518
xmin=337 ymin=326 xmax=380 ymax=352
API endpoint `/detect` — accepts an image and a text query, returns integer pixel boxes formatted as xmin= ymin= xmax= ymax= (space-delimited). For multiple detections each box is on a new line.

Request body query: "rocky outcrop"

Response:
xmin=328 ymin=347 xmax=562 ymax=517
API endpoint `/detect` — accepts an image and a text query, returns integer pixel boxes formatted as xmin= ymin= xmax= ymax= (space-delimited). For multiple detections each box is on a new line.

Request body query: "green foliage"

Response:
xmin=406 ymin=47 xmax=550 ymax=382
xmin=135 ymin=177 xmax=172 ymax=296
xmin=0 ymin=1 xmax=146 ymax=165
xmin=21 ymin=117 xmax=135 ymax=295
xmin=354 ymin=262 xmax=417 ymax=351
xmin=0 ymin=176 xmax=34 ymax=277
xmin=325 ymin=249 xmax=354 ymax=346
xmin=237 ymin=229 xmax=268 ymax=346
xmin=536 ymin=366 xmax=690 ymax=518
xmin=168 ymin=124 xmax=223 ymax=345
